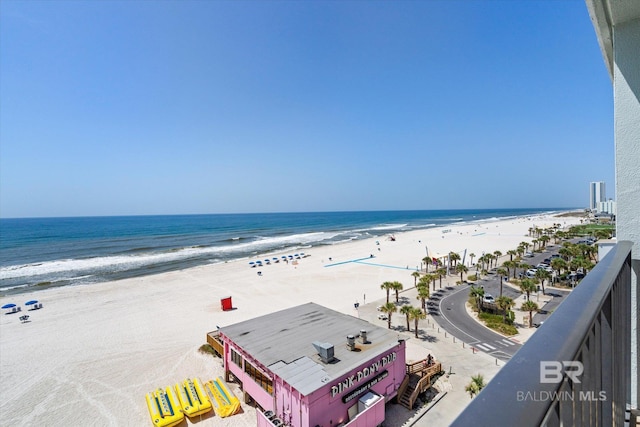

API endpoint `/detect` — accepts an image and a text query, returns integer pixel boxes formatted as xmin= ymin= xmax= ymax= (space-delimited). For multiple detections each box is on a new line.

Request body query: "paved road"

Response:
xmin=428 ymin=284 xmax=522 ymax=361
xmin=428 ymin=244 xmax=572 ymax=360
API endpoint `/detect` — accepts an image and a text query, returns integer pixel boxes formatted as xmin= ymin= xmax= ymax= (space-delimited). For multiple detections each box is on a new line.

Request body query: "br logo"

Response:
xmin=540 ymin=361 xmax=584 ymax=384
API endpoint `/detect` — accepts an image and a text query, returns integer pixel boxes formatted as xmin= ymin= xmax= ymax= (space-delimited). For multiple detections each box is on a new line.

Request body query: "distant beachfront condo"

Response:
xmin=589 ymin=181 xmax=606 ymax=210
xmin=208 ymin=303 xmax=408 ymax=427
xmin=598 ymin=199 xmax=617 ymax=216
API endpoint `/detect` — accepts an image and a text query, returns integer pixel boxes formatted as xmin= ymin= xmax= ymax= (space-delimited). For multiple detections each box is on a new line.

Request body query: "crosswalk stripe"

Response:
xmin=475 ymin=343 xmax=491 ymax=351
xmin=502 ymin=339 xmax=516 ymax=346
xmin=484 ymin=343 xmax=496 ymax=350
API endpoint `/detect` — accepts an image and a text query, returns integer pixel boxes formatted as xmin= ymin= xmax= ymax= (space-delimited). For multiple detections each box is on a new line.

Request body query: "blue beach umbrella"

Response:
xmin=25 ymin=300 xmax=38 ymax=306
xmin=2 ymin=303 xmax=16 ymax=309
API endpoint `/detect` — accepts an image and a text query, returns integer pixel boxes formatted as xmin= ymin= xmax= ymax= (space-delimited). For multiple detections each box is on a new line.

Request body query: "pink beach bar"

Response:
xmin=216 ymin=302 xmax=407 ymax=427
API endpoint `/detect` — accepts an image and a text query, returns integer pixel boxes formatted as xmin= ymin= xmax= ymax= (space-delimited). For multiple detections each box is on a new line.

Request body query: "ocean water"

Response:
xmin=0 ymin=209 xmax=565 ymax=295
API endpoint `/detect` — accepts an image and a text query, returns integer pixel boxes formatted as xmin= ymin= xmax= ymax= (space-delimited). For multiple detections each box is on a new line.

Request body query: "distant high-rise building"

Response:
xmin=590 ymin=181 xmax=606 ymax=210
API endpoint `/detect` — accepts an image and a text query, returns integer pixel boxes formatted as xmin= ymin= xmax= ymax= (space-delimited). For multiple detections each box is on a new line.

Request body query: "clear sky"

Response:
xmin=0 ymin=0 xmax=614 ymax=218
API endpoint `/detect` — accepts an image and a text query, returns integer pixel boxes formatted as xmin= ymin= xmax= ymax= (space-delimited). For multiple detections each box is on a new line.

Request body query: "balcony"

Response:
xmin=452 ymin=241 xmax=635 ymax=426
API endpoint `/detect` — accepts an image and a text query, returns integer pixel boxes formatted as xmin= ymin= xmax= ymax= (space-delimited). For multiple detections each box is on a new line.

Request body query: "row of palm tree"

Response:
xmin=378 ymin=300 xmax=426 ymax=338
xmin=380 ymin=281 xmax=404 ymax=304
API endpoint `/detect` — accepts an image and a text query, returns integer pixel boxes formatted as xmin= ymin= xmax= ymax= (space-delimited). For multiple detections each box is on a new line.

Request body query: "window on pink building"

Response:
xmin=244 ymin=361 xmax=273 ymax=395
xmin=231 ymin=348 xmax=243 ymax=368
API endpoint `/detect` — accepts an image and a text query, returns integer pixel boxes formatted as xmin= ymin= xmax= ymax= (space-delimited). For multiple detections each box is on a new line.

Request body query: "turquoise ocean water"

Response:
xmin=0 ymin=209 xmax=569 ymax=295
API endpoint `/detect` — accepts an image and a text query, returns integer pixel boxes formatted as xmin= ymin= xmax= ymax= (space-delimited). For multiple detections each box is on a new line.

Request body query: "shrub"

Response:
xmin=198 ymin=344 xmax=219 ymax=357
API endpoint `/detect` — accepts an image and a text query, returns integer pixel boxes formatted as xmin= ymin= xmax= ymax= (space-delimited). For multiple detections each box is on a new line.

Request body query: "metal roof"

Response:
xmin=219 ymin=302 xmax=402 ymax=396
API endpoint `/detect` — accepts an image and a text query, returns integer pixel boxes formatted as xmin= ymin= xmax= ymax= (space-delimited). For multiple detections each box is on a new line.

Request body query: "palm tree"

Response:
xmin=522 ymin=300 xmax=539 ymax=327
xmin=518 ymin=262 xmax=530 ymax=279
xmin=496 ymin=267 xmax=507 ymax=297
xmin=496 ymin=296 xmax=515 ymax=324
xmin=507 ymin=250 xmax=517 ymax=261
xmin=416 ymin=285 xmax=430 ymax=312
xmin=436 ymin=268 xmax=447 ymax=288
xmin=532 ymin=238 xmax=539 ymax=252
xmin=535 ymin=269 xmax=551 ymax=294
xmin=520 ymin=278 xmax=537 ymax=301
xmin=485 ymin=253 xmax=495 ymax=269
xmin=469 ymin=253 xmax=476 ymax=266
xmin=551 ymin=258 xmax=567 ymax=279
xmin=420 ymin=274 xmax=433 ymax=292
xmin=409 ymin=307 xmax=426 ymax=338
xmin=400 ymin=305 xmax=413 ymax=331
xmin=381 ymin=302 xmax=397 ymax=329
xmin=391 ymin=281 xmax=403 ymax=303
xmin=449 ymin=252 xmax=461 ymax=269
xmin=558 ymin=247 xmax=573 ymax=260
xmin=493 ymin=250 xmax=503 ymax=266
xmin=465 ymin=374 xmax=486 ymax=399
xmin=380 ymin=281 xmax=394 ymax=303
xmin=455 ymin=263 xmax=468 ymax=283
xmin=411 ymin=271 xmax=421 ymax=286
xmin=539 ymin=235 xmax=550 ymax=248
xmin=469 ymin=286 xmax=485 ymax=311
xmin=422 ymin=256 xmax=431 ymax=273
xmin=503 ymin=260 xmax=516 ymax=279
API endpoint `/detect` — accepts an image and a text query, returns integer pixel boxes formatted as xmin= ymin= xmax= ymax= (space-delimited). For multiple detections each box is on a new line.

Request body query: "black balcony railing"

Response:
xmin=452 ymin=241 xmax=633 ymax=427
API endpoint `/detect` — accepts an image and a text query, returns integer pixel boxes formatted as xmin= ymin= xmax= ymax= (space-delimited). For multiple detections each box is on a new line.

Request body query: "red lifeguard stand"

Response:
xmin=220 ymin=296 xmax=233 ymax=311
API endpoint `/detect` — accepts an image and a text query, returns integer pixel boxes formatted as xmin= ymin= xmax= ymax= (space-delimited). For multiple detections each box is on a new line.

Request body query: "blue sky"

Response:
xmin=0 ymin=0 xmax=614 ymax=218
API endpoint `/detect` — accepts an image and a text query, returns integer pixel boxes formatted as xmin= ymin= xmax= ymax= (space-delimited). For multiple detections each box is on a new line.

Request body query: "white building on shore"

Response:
xmin=590 ymin=181 xmax=606 ymax=211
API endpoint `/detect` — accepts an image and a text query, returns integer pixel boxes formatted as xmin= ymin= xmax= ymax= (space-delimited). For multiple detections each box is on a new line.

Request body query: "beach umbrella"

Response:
xmin=249 ymin=261 xmax=255 ymax=265
xmin=25 ymin=300 xmax=38 ymax=306
xmin=2 ymin=303 xmax=16 ymax=309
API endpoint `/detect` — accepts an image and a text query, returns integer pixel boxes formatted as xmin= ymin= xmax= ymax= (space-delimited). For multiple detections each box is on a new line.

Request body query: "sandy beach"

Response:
xmin=0 ymin=212 xmax=583 ymax=426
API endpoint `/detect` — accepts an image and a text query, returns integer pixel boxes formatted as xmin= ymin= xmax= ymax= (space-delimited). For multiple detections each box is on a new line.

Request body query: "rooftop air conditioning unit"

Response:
xmin=347 ymin=335 xmax=356 ymax=351
xmin=312 ymin=341 xmax=335 ymax=363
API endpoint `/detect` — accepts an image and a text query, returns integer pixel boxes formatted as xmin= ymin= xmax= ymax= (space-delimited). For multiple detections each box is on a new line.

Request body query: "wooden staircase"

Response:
xmin=397 ymin=359 xmax=442 ymax=409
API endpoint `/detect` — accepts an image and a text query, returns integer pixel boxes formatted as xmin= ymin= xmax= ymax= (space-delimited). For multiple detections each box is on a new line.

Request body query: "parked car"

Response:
xmin=525 ymin=269 xmax=538 ymax=278
xmin=377 ymin=313 xmax=388 ymax=320
xmin=524 ymin=251 xmax=534 ymax=258
xmin=483 ymin=294 xmax=495 ymax=304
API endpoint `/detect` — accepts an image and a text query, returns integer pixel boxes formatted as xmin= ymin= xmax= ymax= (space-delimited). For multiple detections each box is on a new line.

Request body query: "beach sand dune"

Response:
xmin=0 ymin=213 xmax=582 ymax=426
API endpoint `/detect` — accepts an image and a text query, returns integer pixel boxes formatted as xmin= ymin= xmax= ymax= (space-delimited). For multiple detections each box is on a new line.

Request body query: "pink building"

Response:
xmin=215 ymin=303 xmax=407 ymax=427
